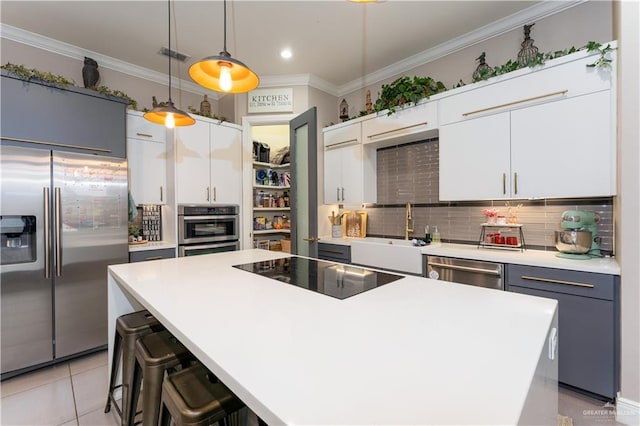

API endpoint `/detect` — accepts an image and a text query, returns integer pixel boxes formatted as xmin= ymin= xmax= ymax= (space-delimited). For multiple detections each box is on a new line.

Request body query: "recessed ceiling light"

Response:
xmin=280 ymin=48 xmax=293 ymax=59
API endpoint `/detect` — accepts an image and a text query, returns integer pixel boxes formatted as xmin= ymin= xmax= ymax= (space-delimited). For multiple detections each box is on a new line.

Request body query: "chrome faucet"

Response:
xmin=405 ymin=202 xmax=414 ymax=240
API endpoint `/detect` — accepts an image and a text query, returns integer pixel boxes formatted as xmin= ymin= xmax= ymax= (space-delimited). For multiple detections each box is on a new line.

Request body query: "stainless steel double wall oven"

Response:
xmin=177 ymin=205 xmax=239 ymax=256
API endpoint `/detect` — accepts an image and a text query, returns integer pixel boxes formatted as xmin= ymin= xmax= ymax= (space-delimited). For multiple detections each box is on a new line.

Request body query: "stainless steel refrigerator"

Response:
xmin=1 ymin=145 xmax=128 ymax=377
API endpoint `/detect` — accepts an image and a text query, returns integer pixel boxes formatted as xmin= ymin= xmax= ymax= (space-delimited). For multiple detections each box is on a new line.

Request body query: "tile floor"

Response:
xmin=0 ymin=350 xmax=626 ymax=425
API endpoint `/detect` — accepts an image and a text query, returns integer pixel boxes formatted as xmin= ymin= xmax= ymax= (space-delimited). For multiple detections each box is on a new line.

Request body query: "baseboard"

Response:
xmin=616 ymin=396 xmax=640 ymax=425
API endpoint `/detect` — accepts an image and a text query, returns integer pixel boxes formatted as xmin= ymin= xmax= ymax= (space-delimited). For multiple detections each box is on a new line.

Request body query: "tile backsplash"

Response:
xmin=366 ymin=139 xmax=614 ymax=253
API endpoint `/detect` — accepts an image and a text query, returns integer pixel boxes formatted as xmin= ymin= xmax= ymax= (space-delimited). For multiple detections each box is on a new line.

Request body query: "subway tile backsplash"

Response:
xmin=366 ymin=139 xmax=614 ymax=253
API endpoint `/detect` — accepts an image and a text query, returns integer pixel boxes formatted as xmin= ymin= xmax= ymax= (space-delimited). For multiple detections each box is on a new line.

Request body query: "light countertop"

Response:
xmin=108 ymin=249 xmax=558 ymax=425
xmin=320 ymin=237 xmax=620 ymax=275
xmin=128 ymin=241 xmax=176 ymax=252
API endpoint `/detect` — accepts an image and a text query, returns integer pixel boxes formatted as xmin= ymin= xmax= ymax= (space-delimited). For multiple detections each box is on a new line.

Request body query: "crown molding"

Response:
xmin=1 ymin=0 xmax=584 ymax=100
xmin=0 ymin=23 xmax=222 ymax=100
xmin=337 ymin=0 xmax=585 ymax=96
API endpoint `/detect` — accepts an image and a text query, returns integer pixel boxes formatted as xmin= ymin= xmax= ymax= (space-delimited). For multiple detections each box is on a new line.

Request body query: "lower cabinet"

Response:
xmin=506 ymin=264 xmax=619 ymax=400
xmin=129 ymin=248 xmax=176 ymax=263
xmin=317 ymin=242 xmax=351 ymax=264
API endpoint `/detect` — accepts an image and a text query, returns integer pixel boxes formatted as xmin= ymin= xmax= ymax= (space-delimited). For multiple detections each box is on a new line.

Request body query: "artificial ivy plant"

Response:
xmin=1 ymin=62 xmax=137 ymax=110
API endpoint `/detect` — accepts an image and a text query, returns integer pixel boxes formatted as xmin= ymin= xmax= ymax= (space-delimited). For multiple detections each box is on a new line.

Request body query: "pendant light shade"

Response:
xmin=144 ymin=101 xmax=195 ymax=128
xmin=189 ymin=0 xmax=259 ymax=93
xmin=144 ymin=0 xmax=194 ymax=127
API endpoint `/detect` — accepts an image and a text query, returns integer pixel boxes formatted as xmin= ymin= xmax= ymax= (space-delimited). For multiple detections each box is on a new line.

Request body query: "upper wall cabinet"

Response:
xmin=175 ymin=118 xmax=242 ymax=206
xmin=323 ymin=122 xmax=376 ymax=205
xmin=126 ymin=111 xmax=167 ymax=205
xmin=1 ymin=72 xmax=127 ymax=158
xmin=439 ymin=45 xmax=617 ymax=201
xmin=362 ymin=101 xmax=438 ymax=148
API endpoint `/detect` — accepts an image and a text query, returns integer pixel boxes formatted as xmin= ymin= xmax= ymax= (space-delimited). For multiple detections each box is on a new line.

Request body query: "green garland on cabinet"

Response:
xmin=1 ymin=62 xmax=137 ymax=110
xmin=336 ymin=40 xmax=614 ymax=125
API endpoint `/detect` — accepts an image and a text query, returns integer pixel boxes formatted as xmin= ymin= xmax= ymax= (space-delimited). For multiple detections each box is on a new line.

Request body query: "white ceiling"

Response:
xmin=2 ymin=1 xmax=578 ymax=94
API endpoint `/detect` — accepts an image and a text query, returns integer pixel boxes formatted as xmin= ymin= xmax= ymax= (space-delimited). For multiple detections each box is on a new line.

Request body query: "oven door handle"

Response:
xmin=181 ymin=215 xmax=238 ymax=221
xmin=182 ymin=242 xmax=239 ymax=250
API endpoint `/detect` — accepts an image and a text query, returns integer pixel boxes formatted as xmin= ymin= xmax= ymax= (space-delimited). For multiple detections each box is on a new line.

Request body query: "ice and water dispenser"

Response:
xmin=0 ymin=216 xmax=37 ymax=265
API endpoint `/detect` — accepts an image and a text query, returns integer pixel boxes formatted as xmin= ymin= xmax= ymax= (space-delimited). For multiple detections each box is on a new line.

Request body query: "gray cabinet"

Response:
xmin=317 ymin=242 xmax=351 ymax=264
xmin=1 ymin=73 xmax=127 ymax=158
xmin=506 ymin=264 xmax=619 ymax=400
xmin=129 ymin=248 xmax=175 ymax=263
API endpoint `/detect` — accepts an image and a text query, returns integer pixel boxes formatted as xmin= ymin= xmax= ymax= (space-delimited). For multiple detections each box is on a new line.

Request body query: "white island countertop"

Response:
xmin=108 ymin=249 xmax=558 ymax=425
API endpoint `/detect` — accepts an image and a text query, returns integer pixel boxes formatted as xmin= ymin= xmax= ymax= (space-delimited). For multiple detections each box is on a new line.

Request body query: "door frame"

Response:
xmin=241 ymin=114 xmax=297 ymax=250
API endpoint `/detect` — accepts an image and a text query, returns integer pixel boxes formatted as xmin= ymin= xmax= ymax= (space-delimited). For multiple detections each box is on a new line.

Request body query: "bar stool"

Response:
xmin=128 ymin=329 xmax=194 ymax=426
xmin=159 ymin=363 xmax=245 ymax=426
xmin=104 ymin=310 xmax=164 ymax=424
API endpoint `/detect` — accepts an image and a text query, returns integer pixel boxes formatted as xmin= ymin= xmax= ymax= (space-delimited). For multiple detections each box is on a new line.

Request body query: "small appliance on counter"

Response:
xmin=555 ymin=210 xmax=601 ymax=259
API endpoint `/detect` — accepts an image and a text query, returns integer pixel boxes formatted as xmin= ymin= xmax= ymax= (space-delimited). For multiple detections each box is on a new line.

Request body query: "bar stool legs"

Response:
xmin=104 ymin=310 xmax=163 ymax=425
xmin=159 ymin=363 xmax=245 ymax=426
xmin=128 ymin=329 xmax=194 ymax=426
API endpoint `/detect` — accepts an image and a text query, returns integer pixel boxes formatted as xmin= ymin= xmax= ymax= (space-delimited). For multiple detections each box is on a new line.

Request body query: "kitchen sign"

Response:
xmin=248 ymin=88 xmax=293 ymax=113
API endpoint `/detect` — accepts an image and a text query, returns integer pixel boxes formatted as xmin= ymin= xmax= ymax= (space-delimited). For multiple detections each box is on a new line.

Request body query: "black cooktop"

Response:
xmin=233 ymin=257 xmax=404 ymax=300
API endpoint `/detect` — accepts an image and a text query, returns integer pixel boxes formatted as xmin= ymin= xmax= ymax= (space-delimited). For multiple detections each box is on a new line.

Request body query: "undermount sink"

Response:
xmin=350 ymin=238 xmax=423 ymax=275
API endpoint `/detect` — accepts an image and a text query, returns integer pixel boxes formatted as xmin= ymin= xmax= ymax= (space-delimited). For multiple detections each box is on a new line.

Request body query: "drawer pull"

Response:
xmin=1 ymin=136 xmax=111 ymax=153
xmin=321 ymin=249 xmax=344 ymax=255
xmin=520 ymin=275 xmax=594 ymax=288
xmin=462 ymin=90 xmax=568 ymax=117
xmin=326 ymin=138 xmax=359 ymax=148
xmin=136 ymin=132 xmax=153 ymax=138
xmin=144 ymin=256 xmax=164 ymax=261
xmin=367 ymin=122 xmax=428 ymax=139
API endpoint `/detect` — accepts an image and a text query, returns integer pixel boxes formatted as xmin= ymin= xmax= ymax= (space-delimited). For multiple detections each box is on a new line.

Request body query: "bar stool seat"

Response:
xmin=160 ymin=363 xmax=245 ymax=426
xmin=129 ymin=329 xmax=194 ymax=426
xmin=104 ymin=310 xmax=164 ymax=424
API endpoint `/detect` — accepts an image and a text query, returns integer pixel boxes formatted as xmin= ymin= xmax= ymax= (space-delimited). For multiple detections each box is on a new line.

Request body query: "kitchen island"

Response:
xmin=108 ymin=249 xmax=558 ymax=425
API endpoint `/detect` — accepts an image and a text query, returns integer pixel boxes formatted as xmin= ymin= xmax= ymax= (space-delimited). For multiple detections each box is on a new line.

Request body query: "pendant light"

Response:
xmin=144 ymin=0 xmax=195 ymax=128
xmin=189 ymin=0 xmax=259 ymax=94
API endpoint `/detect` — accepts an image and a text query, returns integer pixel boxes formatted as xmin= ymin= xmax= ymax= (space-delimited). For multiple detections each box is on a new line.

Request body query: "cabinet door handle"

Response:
xmin=336 ymin=187 xmax=340 ymax=203
xmin=514 ymin=172 xmax=518 ymax=195
xmin=326 ymin=138 xmax=359 ymax=148
xmin=1 ymin=137 xmax=111 ymax=153
xmin=367 ymin=122 xmax=429 ymax=139
xmin=502 ymin=173 xmax=506 ymax=195
xmin=206 ymin=187 xmax=210 ymax=202
xmin=303 ymin=237 xmax=319 ymax=242
xmin=160 ymin=186 xmax=163 ymax=202
xmin=341 ymin=187 xmax=345 ymax=201
xmin=520 ymin=275 xmax=595 ymax=289
xmin=136 ymin=132 xmax=153 ymax=138
xmin=144 ymin=256 xmax=163 ymax=261
xmin=462 ymin=90 xmax=568 ymax=117
xmin=213 ymin=187 xmax=217 ymax=202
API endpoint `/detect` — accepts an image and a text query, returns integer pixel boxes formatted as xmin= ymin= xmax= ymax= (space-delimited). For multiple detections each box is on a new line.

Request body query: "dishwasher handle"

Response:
xmin=428 ymin=261 xmax=502 ymax=277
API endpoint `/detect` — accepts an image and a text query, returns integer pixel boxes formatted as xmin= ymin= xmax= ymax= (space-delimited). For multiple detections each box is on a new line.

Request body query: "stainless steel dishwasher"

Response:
xmin=426 ymin=256 xmax=504 ymax=290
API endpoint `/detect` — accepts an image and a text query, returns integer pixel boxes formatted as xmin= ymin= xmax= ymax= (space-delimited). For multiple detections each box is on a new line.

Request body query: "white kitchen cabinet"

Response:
xmin=362 ymin=100 xmax=438 ymax=147
xmin=438 ymin=50 xmax=612 ymax=127
xmin=439 ymin=113 xmax=511 ymax=200
xmin=175 ymin=118 xmax=242 ymax=205
xmin=323 ymin=120 xmax=376 ymax=204
xmin=440 ymin=90 xmax=614 ymax=200
xmin=439 ymin=45 xmax=616 ymax=201
xmin=126 ymin=111 xmax=167 ymax=205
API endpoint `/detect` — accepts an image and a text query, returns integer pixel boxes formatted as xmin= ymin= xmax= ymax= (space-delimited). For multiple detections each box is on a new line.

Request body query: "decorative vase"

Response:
xmin=200 ymin=94 xmax=211 ymax=117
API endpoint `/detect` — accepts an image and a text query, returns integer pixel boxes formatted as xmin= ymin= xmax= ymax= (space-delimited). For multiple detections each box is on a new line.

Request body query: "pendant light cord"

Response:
xmin=223 ymin=0 xmax=228 ymax=54
xmin=167 ymin=0 xmax=173 ymax=103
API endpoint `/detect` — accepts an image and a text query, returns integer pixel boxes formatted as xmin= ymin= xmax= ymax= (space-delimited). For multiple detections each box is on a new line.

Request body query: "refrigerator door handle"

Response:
xmin=54 ymin=187 xmax=62 ymax=277
xmin=44 ymin=187 xmax=51 ymax=279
